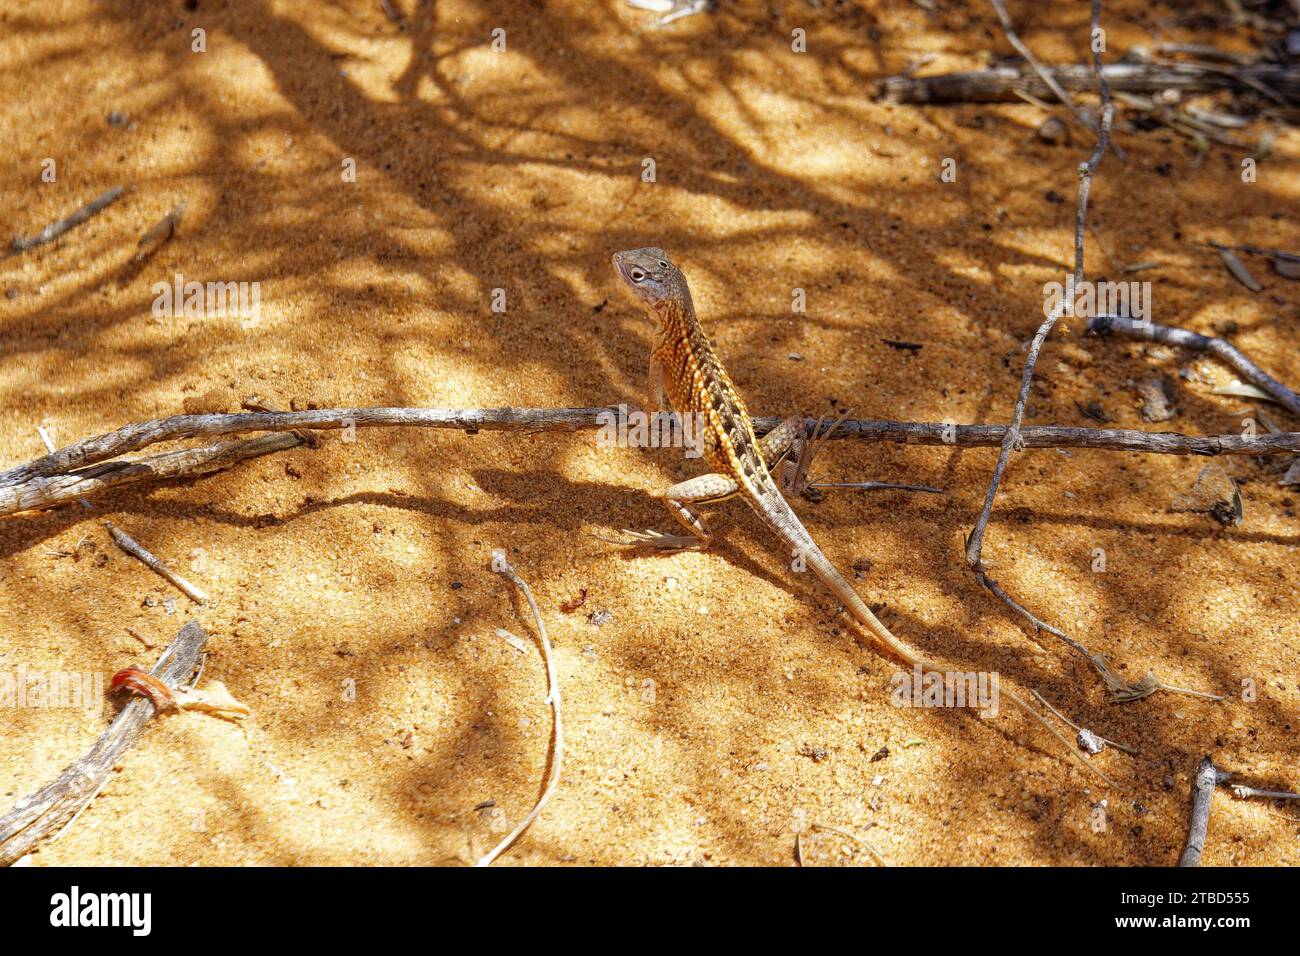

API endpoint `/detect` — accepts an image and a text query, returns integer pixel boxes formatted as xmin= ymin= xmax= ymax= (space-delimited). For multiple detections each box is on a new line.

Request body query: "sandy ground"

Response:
xmin=0 ymin=0 xmax=1296 ymax=866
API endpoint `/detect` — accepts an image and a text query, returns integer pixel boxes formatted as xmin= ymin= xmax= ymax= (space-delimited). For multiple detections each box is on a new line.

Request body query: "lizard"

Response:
xmin=607 ymin=246 xmax=1111 ymax=784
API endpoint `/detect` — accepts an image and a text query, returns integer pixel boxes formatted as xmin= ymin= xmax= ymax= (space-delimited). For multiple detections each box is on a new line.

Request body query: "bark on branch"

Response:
xmin=1178 ymin=756 xmax=1232 ymax=867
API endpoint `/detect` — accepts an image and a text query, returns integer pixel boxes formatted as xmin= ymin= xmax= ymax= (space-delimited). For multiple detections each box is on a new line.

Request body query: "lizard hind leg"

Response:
xmin=759 ymin=415 xmax=804 ymax=469
xmin=611 ymin=472 xmax=739 ymax=552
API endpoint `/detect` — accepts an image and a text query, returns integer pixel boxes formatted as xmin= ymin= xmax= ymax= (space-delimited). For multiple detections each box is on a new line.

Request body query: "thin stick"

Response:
xmin=1229 ymin=784 xmax=1300 ymax=801
xmin=9 ymin=186 xmax=125 ymax=254
xmin=1086 ymin=315 xmax=1300 ymax=417
xmin=964 ymin=0 xmax=1117 ymax=675
xmin=1153 ymin=43 xmax=1252 ymax=64
xmin=0 ymin=621 xmax=209 ymax=865
xmin=811 ymin=481 xmax=945 ymax=494
xmin=1002 ymin=684 xmax=1119 ymax=786
xmin=1152 ymin=681 xmax=1222 ymax=700
xmin=104 ymin=521 xmax=209 ymax=604
xmin=476 ymin=551 xmax=563 ymax=866
xmin=1204 ymin=243 xmax=1300 ymax=264
xmin=7 ymin=410 xmax=1296 ymax=488
xmin=1029 ymin=689 xmax=1135 ymax=754
xmin=810 ymin=823 xmax=893 ymax=867
xmin=1178 ymin=756 xmax=1230 ymax=867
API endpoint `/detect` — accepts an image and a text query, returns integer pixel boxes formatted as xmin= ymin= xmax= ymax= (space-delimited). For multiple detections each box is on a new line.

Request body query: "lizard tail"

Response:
xmin=752 ymin=484 xmax=1118 ymax=787
xmin=751 ymin=482 xmax=941 ymax=669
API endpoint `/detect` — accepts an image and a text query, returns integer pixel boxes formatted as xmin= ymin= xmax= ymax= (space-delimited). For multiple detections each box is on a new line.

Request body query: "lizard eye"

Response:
xmin=658 ymin=260 xmax=668 ymax=269
xmin=629 ymin=267 xmax=646 ymax=282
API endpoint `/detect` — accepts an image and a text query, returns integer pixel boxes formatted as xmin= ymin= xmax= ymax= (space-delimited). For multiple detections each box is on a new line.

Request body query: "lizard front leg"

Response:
xmin=609 ymin=472 xmax=740 ymax=552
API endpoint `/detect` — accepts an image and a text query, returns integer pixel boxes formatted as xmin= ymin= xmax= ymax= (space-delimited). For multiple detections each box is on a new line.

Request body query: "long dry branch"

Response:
xmin=2 ymin=408 xmax=1296 ymax=518
xmin=0 ymin=621 xmax=208 ymax=866
xmin=878 ymin=62 xmax=1300 ymax=104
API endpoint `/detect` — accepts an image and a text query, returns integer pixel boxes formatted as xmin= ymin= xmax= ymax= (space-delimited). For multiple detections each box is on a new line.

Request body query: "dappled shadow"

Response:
xmin=0 ymin=0 xmax=1296 ymax=865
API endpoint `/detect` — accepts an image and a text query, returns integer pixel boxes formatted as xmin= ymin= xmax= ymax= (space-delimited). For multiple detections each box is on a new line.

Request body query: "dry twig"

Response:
xmin=964 ymin=0 xmax=1121 ymax=690
xmin=476 ymin=550 xmax=563 ymax=866
xmin=104 ymin=520 xmax=209 ymax=604
xmin=1086 ymin=315 xmax=1300 ymax=417
xmin=1178 ymin=756 xmax=1231 ymax=867
xmin=8 ymin=186 xmax=125 ymax=254
xmin=810 ymin=823 xmax=893 ymax=867
xmin=0 ymin=621 xmax=208 ymax=865
xmin=1029 ymin=689 xmax=1136 ymax=754
xmin=1228 ymin=783 xmax=1300 ymax=801
xmin=877 ymin=62 xmax=1300 ymax=104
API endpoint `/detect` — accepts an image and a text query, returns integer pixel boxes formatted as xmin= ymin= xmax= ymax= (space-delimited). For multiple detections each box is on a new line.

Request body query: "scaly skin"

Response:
xmin=610 ymin=246 xmax=1110 ymax=785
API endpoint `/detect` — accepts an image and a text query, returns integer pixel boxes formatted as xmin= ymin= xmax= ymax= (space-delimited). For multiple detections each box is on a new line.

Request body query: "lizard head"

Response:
xmin=611 ymin=247 xmax=689 ymax=319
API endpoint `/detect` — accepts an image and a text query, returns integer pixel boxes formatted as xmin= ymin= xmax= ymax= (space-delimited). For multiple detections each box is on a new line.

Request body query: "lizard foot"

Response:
xmin=595 ymin=528 xmax=709 ymax=552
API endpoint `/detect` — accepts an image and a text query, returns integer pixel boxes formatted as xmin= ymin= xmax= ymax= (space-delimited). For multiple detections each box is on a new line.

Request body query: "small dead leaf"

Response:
xmin=133 ymin=202 xmax=187 ymax=262
xmin=1214 ymin=245 xmax=1263 ymax=292
xmin=1076 ymin=400 xmax=1110 ymax=424
xmin=1036 ymin=115 xmax=1069 ymax=145
xmin=1077 ymin=729 xmax=1105 ymax=754
xmin=1108 ymin=673 xmax=1160 ymax=703
xmin=495 ymin=628 xmax=529 ymax=654
xmin=172 ymin=680 xmax=252 ymax=719
xmin=1211 ymin=381 xmax=1276 ymax=403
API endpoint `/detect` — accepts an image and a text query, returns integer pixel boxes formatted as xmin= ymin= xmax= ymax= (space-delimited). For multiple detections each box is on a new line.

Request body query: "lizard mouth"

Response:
xmin=611 ymin=251 xmax=633 ymax=281
xmin=612 ymin=254 xmax=644 ymax=293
